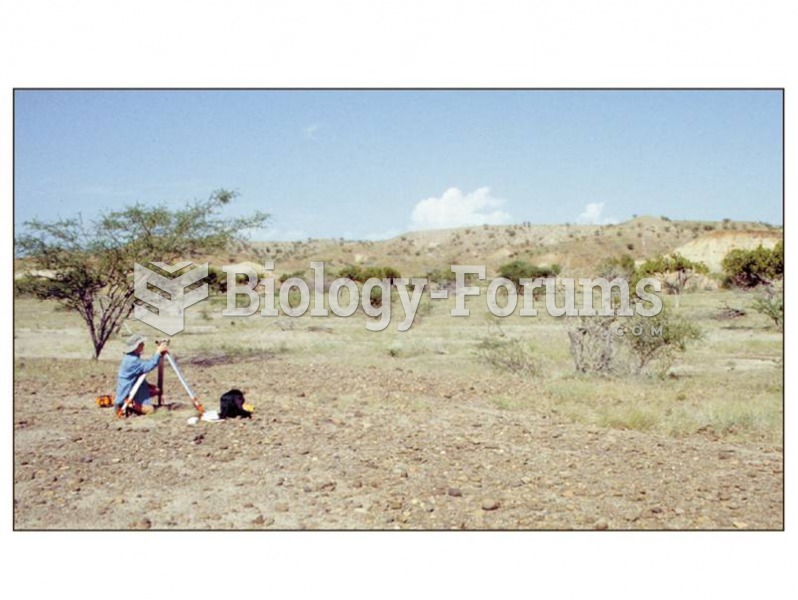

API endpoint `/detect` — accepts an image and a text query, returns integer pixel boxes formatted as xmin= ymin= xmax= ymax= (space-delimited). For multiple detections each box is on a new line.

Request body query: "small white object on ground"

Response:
xmin=201 ymin=410 xmax=221 ymax=422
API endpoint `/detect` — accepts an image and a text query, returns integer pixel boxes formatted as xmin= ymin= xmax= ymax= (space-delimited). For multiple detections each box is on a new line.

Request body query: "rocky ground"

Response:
xmin=13 ymin=356 xmax=783 ymax=530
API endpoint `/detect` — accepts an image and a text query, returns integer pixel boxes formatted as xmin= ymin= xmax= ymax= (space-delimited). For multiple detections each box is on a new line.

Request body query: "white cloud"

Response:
xmin=411 ymin=187 xmax=512 ymax=231
xmin=577 ymin=202 xmax=618 ymax=225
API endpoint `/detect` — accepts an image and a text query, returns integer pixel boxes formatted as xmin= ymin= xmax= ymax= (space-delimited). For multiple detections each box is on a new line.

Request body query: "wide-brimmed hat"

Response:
xmin=123 ymin=334 xmax=147 ymax=354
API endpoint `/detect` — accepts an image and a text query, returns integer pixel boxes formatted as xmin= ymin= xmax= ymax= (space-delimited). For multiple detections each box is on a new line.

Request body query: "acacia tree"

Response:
xmin=15 ymin=189 xmax=269 ymax=359
xmin=636 ymin=253 xmax=708 ymax=308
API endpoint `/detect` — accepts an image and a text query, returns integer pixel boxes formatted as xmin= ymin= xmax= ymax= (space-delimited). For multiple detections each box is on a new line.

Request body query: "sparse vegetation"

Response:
xmin=722 ymin=242 xmax=783 ymax=288
xmin=598 ymin=254 xmax=636 ymax=280
xmin=752 ymin=285 xmax=783 ymax=330
xmin=425 ymin=267 xmax=456 ymax=286
xmin=497 ymin=260 xmax=561 ymax=290
xmin=14 ymin=190 xmax=269 ymax=358
xmin=13 ymin=244 xmax=783 ymax=531
xmin=637 ymin=254 xmax=708 ymax=307
xmin=337 ymin=264 xmax=401 ymax=283
xmin=279 ymin=269 xmax=306 ymax=283
xmin=567 ymin=305 xmax=702 ymax=377
xmin=475 ymin=334 xmax=537 ymax=375
xmin=13 ymin=218 xmax=783 ymax=497
xmin=204 ymin=266 xmax=250 ymax=293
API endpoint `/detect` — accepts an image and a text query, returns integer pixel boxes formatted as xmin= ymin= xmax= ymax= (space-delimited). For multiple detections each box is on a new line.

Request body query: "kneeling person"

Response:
xmin=115 ymin=335 xmax=169 ymax=416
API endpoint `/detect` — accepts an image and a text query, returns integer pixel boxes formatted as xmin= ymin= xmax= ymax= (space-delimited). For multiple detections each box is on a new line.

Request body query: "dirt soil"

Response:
xmin=13 ymin=357 xmax=783 ymax=530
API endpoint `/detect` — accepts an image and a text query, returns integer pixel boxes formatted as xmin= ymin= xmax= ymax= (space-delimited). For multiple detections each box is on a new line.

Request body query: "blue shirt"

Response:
xmin=115 ymin=352 xmax=161 ymax=408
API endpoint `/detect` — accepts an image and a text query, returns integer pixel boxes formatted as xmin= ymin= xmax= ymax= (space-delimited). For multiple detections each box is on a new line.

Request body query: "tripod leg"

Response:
xmin=165 ymin=353 xmax=204 ymax=415
xmin=157 ymin=355 xmax=164 ymax=407
xmin=117 ymin=373 xmax=147 ymax=418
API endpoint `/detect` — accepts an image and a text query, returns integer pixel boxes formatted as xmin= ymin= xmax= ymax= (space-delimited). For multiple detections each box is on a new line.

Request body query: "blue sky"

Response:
xmin=14 ymin=89 xmax=783 ymax=241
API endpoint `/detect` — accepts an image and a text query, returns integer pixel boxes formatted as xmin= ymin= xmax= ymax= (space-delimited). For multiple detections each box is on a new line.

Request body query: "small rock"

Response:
xmin=595 ymin=520 xmax=609 ymax=530
xmin=623 ymin=509 xmax=642 ymax=522
xmin=393 ymin=465 xmax=409 ymax=478
xmin=733 ymin=521 xmax=748 ymax=529
xmin=481 ymin=499 xmax=500 ymax=511
xmin=252 ymin=514 xmax=274 ymax=527
xmin=447 ymin=488 xmax=463 ymax=498
xmin=275 ymin=502 xmax=290 ymax=513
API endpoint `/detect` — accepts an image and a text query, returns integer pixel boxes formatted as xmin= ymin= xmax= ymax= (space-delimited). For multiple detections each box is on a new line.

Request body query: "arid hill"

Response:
xmin=674 ymin=230 xmax=782 ymax=272
xmin=213 ymin=216 xmax=782 ymax=278
xmin=15 ymin=216 xmax=782 ymax=280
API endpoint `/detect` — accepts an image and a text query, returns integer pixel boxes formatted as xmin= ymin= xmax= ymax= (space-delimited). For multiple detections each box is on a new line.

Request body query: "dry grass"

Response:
xmin=13 ymin=281 xmax=783 ymax=445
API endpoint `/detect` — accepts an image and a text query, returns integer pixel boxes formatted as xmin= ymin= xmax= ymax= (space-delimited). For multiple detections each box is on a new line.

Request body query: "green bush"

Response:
xmin=567 ymin=305 xmax=702 ymax=378
xmin=382 ymin=266 xmax=402 ymax=282
xmin=497 ymin=260 xmax=559 ymax=290
xmin=337 ymin=264 xmax=401 ymax=283
xmin=623 ymin=310 xmax=702 ymax=376
xmin=337 ymin=264 xmax=364 ymax=281
xmin=598 ymin=254 xmax=636 ymax=280
xmin=14 ymin=274 xmax=45 ymax=297
xmin=425 ymin=267 xmax=456 ymax=285
xmin=360 ymin=266 xmax=384 ymax=280
xmin=751 ymin=285 xmax=783 ymax=330
xmin=636 ymin=254 xmax=708 ymax=305
xmin=205 ymin=266 xmax=251 ymax=293
xmin=721 ymin=242 xmax=783 ymax=288
xmin=205 ymin=267 xmax=225 ymax=293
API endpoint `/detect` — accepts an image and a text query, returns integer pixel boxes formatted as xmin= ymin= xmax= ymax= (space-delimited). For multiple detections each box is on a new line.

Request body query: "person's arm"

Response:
xmin=134 ymin=343 xmax=170 ymax=375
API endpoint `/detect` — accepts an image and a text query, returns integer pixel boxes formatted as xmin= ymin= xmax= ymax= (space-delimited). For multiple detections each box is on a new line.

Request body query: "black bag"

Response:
xmin=219 ymin=389 xmax=252 ymax=419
